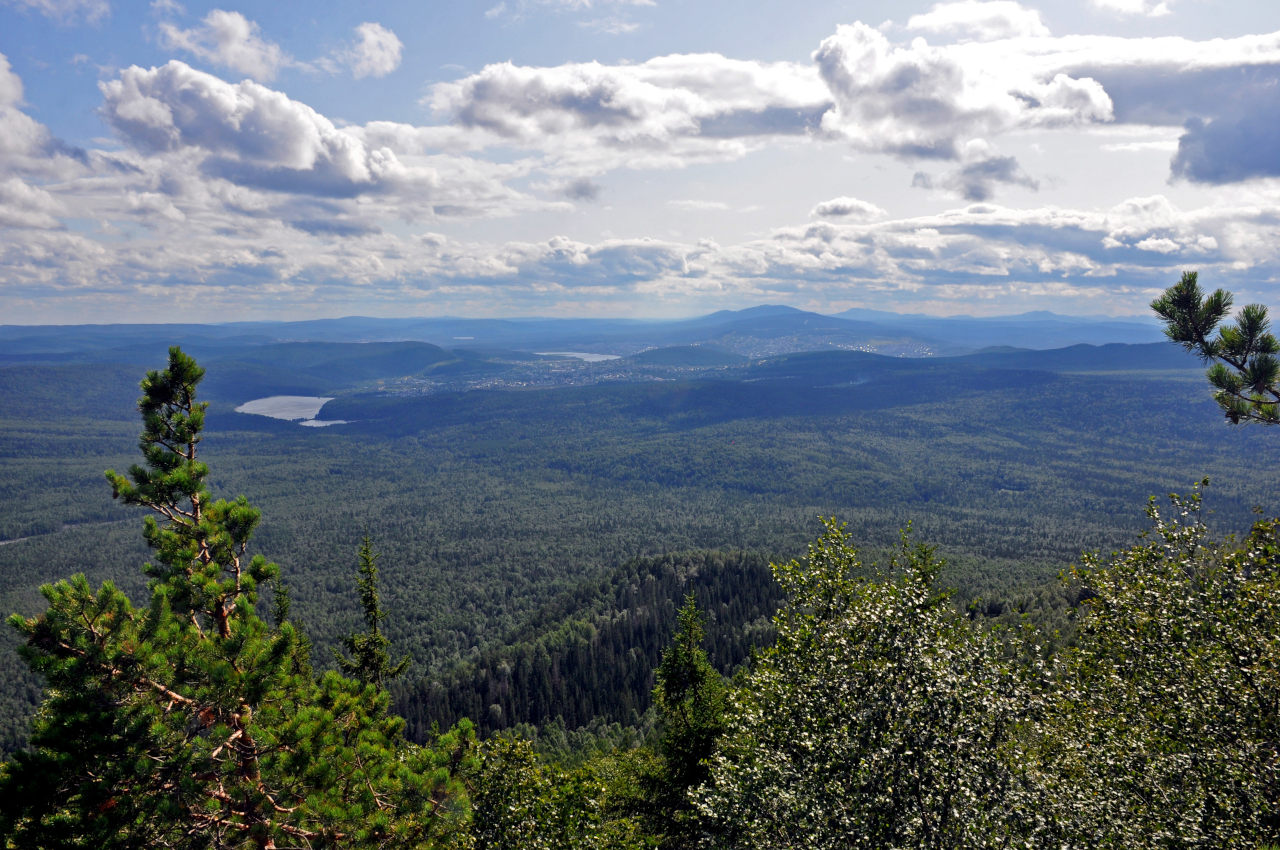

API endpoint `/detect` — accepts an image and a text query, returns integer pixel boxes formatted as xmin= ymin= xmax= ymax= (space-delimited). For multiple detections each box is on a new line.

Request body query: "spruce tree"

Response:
xmin=337 ymin=537 xmax=409 ymax=689
xmin=0 ymin=347 xmax=470 ymax=849
xmin=648 ymin=595 xmax=727 ymax=847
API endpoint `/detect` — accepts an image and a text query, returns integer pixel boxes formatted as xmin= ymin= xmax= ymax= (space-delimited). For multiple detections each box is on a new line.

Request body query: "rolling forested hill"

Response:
xmin=0 ymin=312 xmax=1269 ymax=754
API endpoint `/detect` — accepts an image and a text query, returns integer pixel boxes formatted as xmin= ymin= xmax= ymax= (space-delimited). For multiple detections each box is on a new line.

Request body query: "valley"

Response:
xmin=0 ymin=306 xmax=1269 ymax=755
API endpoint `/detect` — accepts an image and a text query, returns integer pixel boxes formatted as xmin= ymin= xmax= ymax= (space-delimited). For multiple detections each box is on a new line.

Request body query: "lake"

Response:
xmin=535 ymin=351 xmax=622 ymax=362
xmin=234 ymin=396 xmax=348 ymax=427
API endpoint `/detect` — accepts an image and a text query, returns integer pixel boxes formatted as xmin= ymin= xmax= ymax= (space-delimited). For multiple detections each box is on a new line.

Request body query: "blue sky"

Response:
xmin=2 ymin=0 xmax=1280 ymax=323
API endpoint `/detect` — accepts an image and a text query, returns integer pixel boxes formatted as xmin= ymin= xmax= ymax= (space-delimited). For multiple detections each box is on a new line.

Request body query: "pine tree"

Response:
xmin=1152 ymin=270 xmax=1280 ymax=424
xmin=0 ymin=347 xmax=471 ymax=849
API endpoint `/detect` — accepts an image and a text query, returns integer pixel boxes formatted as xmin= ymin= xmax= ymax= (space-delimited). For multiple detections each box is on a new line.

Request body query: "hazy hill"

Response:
xmin=956 ymin=342 xmax=1195 ymax=371
xmin=834 ymin=306 xmax=1164 ymax=350
xmin=1 ymin=304 xmax=1170 ymax=364
xmin=0 ymin=327 xmax=1242 ymax=756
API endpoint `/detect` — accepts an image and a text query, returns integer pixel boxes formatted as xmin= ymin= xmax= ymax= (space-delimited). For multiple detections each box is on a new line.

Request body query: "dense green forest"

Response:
xmin=395 ymin=549 xmax=782 ymax=742
xmin=2 ymin=292 xmax=1279 ymax=845
xmin=2 ymin=335 xmax=1279 ymax=756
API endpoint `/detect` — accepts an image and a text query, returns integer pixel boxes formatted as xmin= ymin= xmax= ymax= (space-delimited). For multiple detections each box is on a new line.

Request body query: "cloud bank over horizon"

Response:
xmin=2 ymin=0 xmax=1279 ymax=323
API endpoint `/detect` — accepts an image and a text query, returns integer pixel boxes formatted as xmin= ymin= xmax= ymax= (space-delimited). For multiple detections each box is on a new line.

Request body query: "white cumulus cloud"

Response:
xmin=159 ymin=9 xmax=288 ymax=81
xmin=345 ymin=22 xmax=402 ymax=79
xmin=429 ymin=52 xmax=830 ymax=178
xmin=0 ymin=176 xmax=64 ymax=228
xmin=99 ymin=61 xmax=417 ymax=195
xmin=814 ymin=22 xmax=1112 ymax=160
xmin=1091 ymin=0 xmax=1171 ymax=17
xmin=906 ymin=1 xmax=1050 ymax=42
xmin=0 ymin=51 xmax=88 ymax=177
xmin=0 ymin=51 xmax=23 ymax=107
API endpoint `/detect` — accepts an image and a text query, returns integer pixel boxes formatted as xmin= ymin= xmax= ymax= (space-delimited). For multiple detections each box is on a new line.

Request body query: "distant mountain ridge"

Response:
xmin=831 ymin=306 xmax=1163 ymax=351
xmin=0 ymin=304 xmax=1167 ymax=363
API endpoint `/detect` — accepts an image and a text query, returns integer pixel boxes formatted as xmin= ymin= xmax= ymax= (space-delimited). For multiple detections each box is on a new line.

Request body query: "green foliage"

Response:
xmin=646 ymin=596 xmax=727 ymax=846
xmin=338 ymin=537 xmax=409 ymax=689
xmin=1152 ymin=270 xmax=1280 ymax=423
xmin=1033 ymin=486 xmax=1280 ymax=847
xmin=3 ymin=344 xmax=1279 ymax=846
xmin=653 ymin=597 xmax=727 ymax=791
xmin=5 ymin=342 xmax=1279 ymax=756
xmin=467 ymin=735 xmax=648 ymax=850
xmin=102 ymin=346 xmax=277 ymax=638
xmin=459 ymin=597 xmax=734 ymax=849
xmin=507 ymin=716 xmax=656 ymax=769
xmin=695 ymin=520 xmax=1042 ymax=849
xmin=690 ymin=501 xmax=1280 ymax=848
xmin=0 ymin=347 xmax=470 ymax=849
xmin=404 ymin=550 xmax=777 ymax=743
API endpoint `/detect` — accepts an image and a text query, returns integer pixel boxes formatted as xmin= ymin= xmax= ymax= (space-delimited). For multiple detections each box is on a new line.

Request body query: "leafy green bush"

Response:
xmin=694 ymin=521 xmax=1043 ymax=849
xmin=1034 ymin=485 xmax=1280 ymax=847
